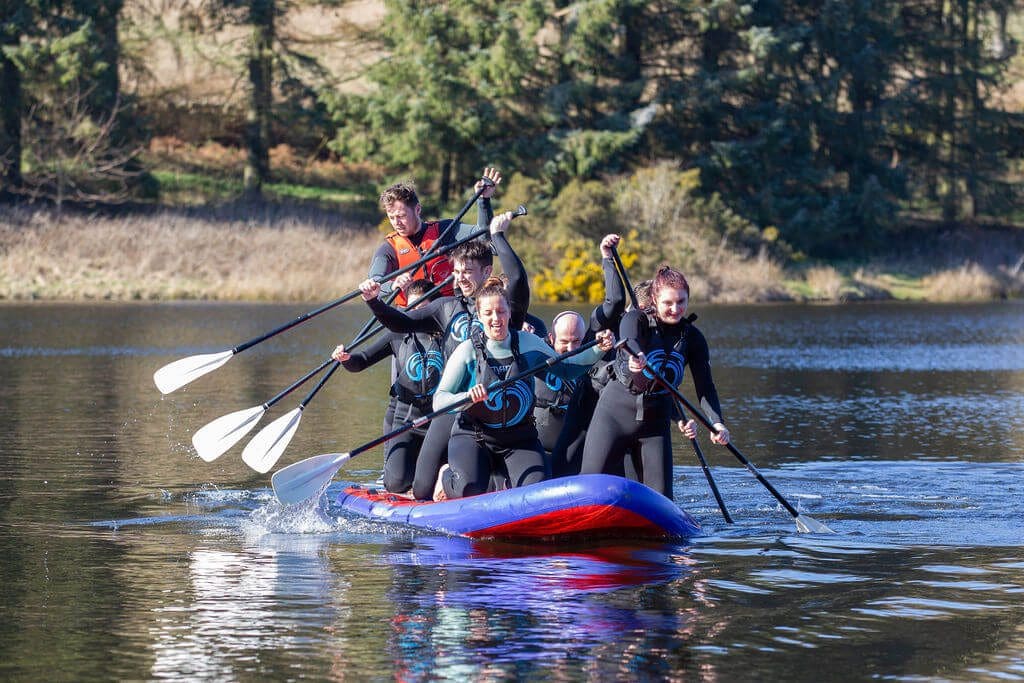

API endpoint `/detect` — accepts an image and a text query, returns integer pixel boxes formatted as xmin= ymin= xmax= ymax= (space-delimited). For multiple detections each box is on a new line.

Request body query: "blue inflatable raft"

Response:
xmin=334 ymin=474 xmax=701 ymax=541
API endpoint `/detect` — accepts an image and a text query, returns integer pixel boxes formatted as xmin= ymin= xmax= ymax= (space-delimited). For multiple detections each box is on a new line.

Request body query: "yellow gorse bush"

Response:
xmin=532 ymin=233 xmax=641 ymax=303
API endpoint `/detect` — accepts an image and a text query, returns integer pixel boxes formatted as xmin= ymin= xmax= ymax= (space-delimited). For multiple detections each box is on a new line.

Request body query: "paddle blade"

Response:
xmin=795 ymin=514 xmax=834 ymax=534
xmin=241 ymin=407 xmax=303 ymax=474
xmin=154 ymin=350 xmax=234 ymax=394
xmin=191 ymin=405 xmax=266 ymax=462
xmin=272 ymin=452 xmax=351 ymax=505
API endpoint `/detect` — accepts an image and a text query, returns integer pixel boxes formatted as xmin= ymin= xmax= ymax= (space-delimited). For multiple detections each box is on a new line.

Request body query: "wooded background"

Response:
xmin=2 ymin=0 xmax=1022 ymax=265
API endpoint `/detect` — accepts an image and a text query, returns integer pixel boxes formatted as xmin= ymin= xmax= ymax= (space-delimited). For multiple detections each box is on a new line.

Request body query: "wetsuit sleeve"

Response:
xmin=686 ymin=326 xmax=725 ymax=425
xmin=517 ymin=333 xmax=603 ymax=380
xmin=440 ymin=196 xmax=492 ymax=244
xmin=477 ymin=196 xmax=493 ymax=233
xmin=524 ymin=312 xmax=547 ymax=338
xmin=368 ymin=242 xmax=400 ymax=297
xmin=590 ymin=257 xmax=626 ymax=332
xmin=617 ymin=309 xmax=654 ymax=393
xmin=432 ymin=339 xmax=476 ymax=411
xmin=491 ymin=230 xmax=529 ymax=329
xmin=366 ymin=296 xmax=444 ymax=335
xmin=340 ymin=333 xmax=393 ymax=372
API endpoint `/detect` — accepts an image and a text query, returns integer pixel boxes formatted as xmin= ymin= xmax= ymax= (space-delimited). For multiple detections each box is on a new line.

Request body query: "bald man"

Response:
xmin=533 ymin=310 xmax=589 ymax=455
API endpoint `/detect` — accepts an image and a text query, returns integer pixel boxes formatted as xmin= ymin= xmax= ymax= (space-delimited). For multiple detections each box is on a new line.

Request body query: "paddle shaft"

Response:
xmin=618 ymin=340 xmax=802 ymax=519
xmin=674 ymin=397 xmax=733 ymax=523
xmin=257 ymin=274 xmax=456 ymax=415
xmin=609 ymin=246 xmax=640 ymax=310
xmin=231 ymin=185 xmax=493 ymax=355
xmin=347 ymin=339 xmax=600 ymax=460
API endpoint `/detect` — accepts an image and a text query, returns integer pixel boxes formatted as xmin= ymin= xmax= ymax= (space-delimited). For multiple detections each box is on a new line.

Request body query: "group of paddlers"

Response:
xmin=331 ymin=169 xmax=731 ymax=502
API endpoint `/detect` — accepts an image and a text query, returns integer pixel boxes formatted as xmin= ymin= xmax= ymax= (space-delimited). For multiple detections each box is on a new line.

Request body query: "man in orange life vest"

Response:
xmin=368 ymin=168 xmax=502 ymax=306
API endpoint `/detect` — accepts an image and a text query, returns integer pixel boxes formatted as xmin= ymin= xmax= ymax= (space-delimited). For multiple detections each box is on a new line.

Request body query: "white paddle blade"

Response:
xmin=796 ymin=514 xmax=834 ymax=534
xmin=191 ymin=405 xmax=266 ymax=462
xmin=153 ymin=350 xmax=234 ymax=394
xmin=272 ymin=452 xmax=351 ymax=505
xmin=241 ymin=407 xmax=303 ymax=474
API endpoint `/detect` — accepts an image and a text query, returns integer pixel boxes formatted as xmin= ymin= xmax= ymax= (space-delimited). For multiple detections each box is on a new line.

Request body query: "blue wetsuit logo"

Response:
xmin=449 ymin=311 xmax=484 ymax=342
xmin=405 ymin=350 xmax=444 ymax=390
xmin=482 ymin=379 xmax=533 ymax=428
xmin=544 ymin=372 xmax=564 ymax=392
xmin=642 ymin=348 xmax=685 ymax=390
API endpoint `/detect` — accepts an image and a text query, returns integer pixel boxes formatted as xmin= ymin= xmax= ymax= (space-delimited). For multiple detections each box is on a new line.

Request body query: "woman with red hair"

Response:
xmin=579 ymin=266 xmax=730 ymax=500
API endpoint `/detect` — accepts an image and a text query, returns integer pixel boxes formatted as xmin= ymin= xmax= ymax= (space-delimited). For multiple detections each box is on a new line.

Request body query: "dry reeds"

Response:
xmin=0 ymin=204 xmax=377 ymax=301
xmin=923 ymin=262 xmax=1006 ymax=301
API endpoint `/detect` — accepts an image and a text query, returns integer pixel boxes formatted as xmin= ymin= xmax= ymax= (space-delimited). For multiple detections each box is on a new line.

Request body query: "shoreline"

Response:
xmin=2 ymin=204 xmax=1022 ymax=305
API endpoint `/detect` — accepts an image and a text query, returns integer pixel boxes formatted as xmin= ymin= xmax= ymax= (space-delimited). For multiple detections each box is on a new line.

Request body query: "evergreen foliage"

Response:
xmin=1 ymin=0 xmax=1021 ymax=267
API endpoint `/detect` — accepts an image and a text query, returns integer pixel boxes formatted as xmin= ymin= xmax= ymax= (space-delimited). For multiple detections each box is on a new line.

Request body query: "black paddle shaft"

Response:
xmin=609 ymin=245 xmax=640 ymax=310
xmin=347 ymin=339 xmax=600 ymax=460
xmin=618 ymin=339 xmax=802 ymax=518
xmin=232 ymin=180 xmax=496 ymax=355
xmin=261 ymin=274 xmax=457 ymax=411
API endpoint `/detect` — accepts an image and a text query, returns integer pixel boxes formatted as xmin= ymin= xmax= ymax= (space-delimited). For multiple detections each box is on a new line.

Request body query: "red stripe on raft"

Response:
xmin=464 ymin=504 xmax=667 ymax=540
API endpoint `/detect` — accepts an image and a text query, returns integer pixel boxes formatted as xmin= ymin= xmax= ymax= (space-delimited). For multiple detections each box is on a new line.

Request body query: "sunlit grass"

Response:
xmin=0 ymin=204 xmax=379 ymax=301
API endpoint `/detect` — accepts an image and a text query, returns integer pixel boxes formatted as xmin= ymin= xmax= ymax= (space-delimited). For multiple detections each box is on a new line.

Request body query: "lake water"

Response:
xmin=1 ymin=300 xmax=1022 ymax=681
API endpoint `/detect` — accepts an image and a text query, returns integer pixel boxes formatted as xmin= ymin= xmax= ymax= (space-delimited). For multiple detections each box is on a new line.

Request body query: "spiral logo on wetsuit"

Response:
xmin=405 ymin=350 xmax=444 ymax=390
xmin=449 ymin=311 xmax=484 ymax=343
xmin=544 ymin=372 xmax=565 ymax=393
xmin=482 ymin=379 xmax=533 ymax=428
xmin=642 ymin=348 xmax=685 ymax=391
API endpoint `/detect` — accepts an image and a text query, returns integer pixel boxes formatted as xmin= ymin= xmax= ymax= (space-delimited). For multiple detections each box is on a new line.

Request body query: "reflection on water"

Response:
xmin=0 ymin=301 xmax=1022 ymax=680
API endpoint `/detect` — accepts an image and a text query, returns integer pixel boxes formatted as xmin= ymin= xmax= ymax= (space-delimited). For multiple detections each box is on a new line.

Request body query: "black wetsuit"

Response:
xmin=579 ymin=310 xmax=724 ymax=500
xmin=365 ymin=231 xmax=531 ymax=500
xmin=544 ymin=257 xmax=626 ymax=475
xmin=340 ymin=330 xmax=445 ymax=493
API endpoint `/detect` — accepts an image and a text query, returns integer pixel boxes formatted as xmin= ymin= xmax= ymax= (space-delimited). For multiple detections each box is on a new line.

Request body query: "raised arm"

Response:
xmin=489 ymin=215 xmax=529 ymax=330
xmin=592 ymin=259 xmax=626 ymax=333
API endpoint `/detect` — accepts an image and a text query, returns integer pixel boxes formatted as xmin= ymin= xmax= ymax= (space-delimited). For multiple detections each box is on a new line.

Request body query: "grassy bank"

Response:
xmin=1 ymin=203 xmax=1022 ymax=303
xmin=0 ymin=204 xmax=378 ymax=301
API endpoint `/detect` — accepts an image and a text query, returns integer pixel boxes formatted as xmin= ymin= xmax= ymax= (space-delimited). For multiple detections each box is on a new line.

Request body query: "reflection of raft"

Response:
xmin=335 ymin=474 xmax=701 ymax=541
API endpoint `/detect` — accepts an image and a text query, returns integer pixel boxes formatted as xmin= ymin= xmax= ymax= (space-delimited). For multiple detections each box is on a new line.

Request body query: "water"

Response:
xmin=1 ymin=300 xmax=1022 ymax=680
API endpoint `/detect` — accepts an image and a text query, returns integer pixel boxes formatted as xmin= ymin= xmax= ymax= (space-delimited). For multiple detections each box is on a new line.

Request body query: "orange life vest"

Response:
xmin=385 ymin=221 xmax=455 ymax=306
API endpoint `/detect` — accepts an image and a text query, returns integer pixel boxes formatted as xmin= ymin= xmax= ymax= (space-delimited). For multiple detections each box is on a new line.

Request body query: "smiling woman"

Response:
xmin=431 ymin=278 xmax=615 ymax=499
xmin=0 ymin=205 xmax=377 ymax=301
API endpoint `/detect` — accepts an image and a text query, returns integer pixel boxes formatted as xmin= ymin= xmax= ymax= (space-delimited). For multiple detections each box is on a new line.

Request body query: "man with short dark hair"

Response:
xmin=369 ymin=169 xmax=501 ymax=306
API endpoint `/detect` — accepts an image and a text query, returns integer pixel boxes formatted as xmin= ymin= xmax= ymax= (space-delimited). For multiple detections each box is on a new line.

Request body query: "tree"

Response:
xmin=0 ymin=0 xmax=40 ymax=196
xmin=7 ymin=21 xmax=144 ymax=205
xmin=895 ymin=0 xmax=1023 ymax=222
xmin=323 ymin=1 xmax=545 ymax=204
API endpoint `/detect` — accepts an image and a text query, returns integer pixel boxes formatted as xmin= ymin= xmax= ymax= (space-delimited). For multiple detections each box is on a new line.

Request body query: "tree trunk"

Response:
xmin=0 ymin=46 xmax=22 ymax=197
xmin=440 ymin=152 xmax=452 ymax=206
xmin=87 ymin=0 xmax=123 ymax=121
xmin=941 ymin=0 xmax=959 ymax=223
xmin=244 ymin=0 xmax=274 ymax=200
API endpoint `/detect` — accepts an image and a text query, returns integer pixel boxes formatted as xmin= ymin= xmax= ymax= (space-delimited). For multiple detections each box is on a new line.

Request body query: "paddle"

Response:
xmin=617 ymin=339 xmax=834 ymax=533
xmin=271 ymin=338 xmax=603 ymax=505
xmin=609 ymin=245 xmax=734 ymax=524
xmin=214 ymin=275 xmax=455 ymax=471
xmin=152 ymin=178 xmax=496 ymax=395
xmin=675 ymin=397 xmax=733 ymax=523
xmin=190 ymin=275 xmax=455 ymax=463
xmin=241 ymin=360 xmax=341 ymax=473
xmin=192 ymin=358 xmax=332 ymax=462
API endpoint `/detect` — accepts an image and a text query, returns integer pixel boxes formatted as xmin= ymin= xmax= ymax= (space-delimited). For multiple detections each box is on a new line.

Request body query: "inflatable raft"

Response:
xmin=334 ymin=474 xmax=701 ymax=541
